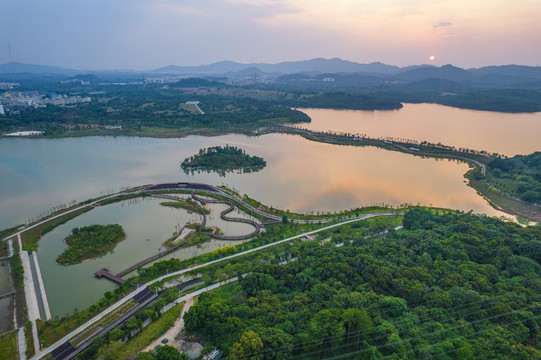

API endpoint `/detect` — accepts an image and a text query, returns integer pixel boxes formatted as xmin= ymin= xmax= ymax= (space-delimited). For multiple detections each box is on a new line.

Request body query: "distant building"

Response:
xmin=0 ymin=104 xmax=4 ymax=116
xmin=5 ymin=131 xmax=43 ymax=136
xmin=186 ymin=101 xmax=204 ymax=114
xmin=105 ymin=125 xmax=122 ymax=131
xmin=0 ymin=82 xmax=19 ymax=90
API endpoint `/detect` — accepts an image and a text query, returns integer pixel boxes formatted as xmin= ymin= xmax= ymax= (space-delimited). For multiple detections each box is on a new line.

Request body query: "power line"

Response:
xmin=233 ymin=276 xmax=541 ymax=358
xmin=327 ymin=313 xmax=541 ymax=360
xmin=291 ymin=304 xmax=540 ymax=360
xmin=235 ymin=297 xmax=541 ymax=359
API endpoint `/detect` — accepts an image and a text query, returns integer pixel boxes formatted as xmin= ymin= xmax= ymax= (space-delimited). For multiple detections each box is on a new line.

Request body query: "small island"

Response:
xmin=181 ymin=145 xmax=266 ymax=176
xmin=56 ymin=224 xmax=126 ymax=265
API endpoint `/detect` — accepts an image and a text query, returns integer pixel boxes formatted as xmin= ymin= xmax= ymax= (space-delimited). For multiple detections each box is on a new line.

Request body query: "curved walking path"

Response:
xmin=191 ymin=192 xmax=261 ymax=240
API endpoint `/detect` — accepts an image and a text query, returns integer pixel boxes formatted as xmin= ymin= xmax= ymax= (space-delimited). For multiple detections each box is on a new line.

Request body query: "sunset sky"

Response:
xmin=1 ymin=0 xmax=540 ymax=69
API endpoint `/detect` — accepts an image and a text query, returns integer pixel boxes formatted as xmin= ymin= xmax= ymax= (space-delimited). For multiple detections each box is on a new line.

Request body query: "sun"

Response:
xmin=429 ymin=55 xmax=435 ymax=61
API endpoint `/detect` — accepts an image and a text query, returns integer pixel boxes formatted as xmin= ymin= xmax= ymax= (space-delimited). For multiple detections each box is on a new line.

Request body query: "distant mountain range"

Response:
xmin=1 ymin=58 xmax=541 ymax=87
xmin=152 ymin=58 xmax=431 ymax=75
xmin=0 ymin=62 xmax=79 ymax=76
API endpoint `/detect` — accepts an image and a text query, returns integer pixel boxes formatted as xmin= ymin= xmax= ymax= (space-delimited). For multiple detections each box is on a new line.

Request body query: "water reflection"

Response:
xmin=298 ymin=104 xmax=541 ymax=156
xmin=36 ymin=197 xmax=256 ymax=317
xmin=0 ymin=127 xmax=515 ymax=229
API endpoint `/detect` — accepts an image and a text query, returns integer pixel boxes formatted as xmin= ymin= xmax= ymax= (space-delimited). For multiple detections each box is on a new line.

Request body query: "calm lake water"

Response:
xmin=298 ymin=104 xmax=541 ymax=156
xmin=0 ymin=131 xmax=512 ymax=230
xmin=1 ymin=104 xmax=538 ymax=315
xmin=37 ymin=197 xmax=249 ymax=317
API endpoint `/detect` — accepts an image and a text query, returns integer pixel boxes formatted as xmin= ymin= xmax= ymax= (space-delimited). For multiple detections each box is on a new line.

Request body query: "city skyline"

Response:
xmin=1 ymin=0 xmax=540 ymax=70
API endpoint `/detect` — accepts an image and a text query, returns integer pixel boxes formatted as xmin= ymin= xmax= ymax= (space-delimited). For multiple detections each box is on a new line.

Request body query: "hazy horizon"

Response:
xmin=3 ymin=57 xmax=541 ymax=73
xmin=1 ymin=0 xmax=540 ymax=70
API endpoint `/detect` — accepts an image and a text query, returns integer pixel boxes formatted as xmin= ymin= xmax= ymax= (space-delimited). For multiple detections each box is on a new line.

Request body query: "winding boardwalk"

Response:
xmin=191 ymin=192 xmax=261 ymax=240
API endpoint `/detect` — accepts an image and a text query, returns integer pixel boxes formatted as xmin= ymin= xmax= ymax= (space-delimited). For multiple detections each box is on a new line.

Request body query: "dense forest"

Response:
xmin=182 ymin=209 xmax=541 ymax=359
xmin=273 ymin=92 xmax=403 ymax=110
xmin=4 ymin=76 xmax=540 ymax=137
xmin=270 ymin=75 xmax=541 ymax=113
xmin=0 ymin=87 xmax=310 ymax=134
xmin=181 ymin=145 xmax=266 ymax=176
xmin=488 ymin=152 xmax=541 ymax=205
xmin=57 ymin=224 xmax=126 ymax=265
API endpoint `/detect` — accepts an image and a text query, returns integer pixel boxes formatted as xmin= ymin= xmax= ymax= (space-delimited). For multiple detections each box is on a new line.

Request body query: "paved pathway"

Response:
xmin=142 ymin=296 xmax=194 ymax=352
xmin=21 ymin=250 xmax=40 ymax=322
xmin=18 ymin=327 xmax=27 ymax=360
xmin=8 ymin=238 xmax=13 ymax=257
xmin=32 ymin=251 xmax=51 ymax=320
xmin=32 ymin=320 xmax=40 ymax=354
xmin=2 ymin=192 xmax=127 ymax=243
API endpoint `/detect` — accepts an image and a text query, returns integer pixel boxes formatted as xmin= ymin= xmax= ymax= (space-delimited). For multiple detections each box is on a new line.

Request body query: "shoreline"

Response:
xmin=1 ymin=126 xmax=539 ymax=223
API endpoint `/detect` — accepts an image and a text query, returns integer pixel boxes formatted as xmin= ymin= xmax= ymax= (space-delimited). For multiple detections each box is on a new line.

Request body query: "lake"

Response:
xmin=298 ymin=104 xmax=541 ymax=156
xmin=37 ymin=197 xmax=250 ymax=317
xmin=0 ymin=131 xmax=510 ymax=231
xmin=1 ymin=103 xmax=539 ymax=315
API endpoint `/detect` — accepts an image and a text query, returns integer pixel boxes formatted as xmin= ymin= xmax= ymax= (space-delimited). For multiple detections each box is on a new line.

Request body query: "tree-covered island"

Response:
xmin=181 ymin=145 xmax=266 ymax=176
xmin=56 ymin=224 xmax=126 ymax=265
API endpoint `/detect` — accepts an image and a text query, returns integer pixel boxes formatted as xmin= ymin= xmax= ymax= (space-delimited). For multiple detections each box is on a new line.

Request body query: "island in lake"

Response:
xmin=181 ymin=145 xmax=266 ymax=176
xmin=56 ymin=224 xmax=126 ymax=265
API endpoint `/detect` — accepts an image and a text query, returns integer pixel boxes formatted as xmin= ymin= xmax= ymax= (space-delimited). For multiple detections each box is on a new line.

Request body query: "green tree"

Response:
xmin=144 ymin=308 xmax=158 ymax=321
xmin=125 ymin=316 xmax=142 ymax=333
xmin=108 ymin=327 xmax=125 ymax=342
xmin=230 ymin=331 xmax=264 ymax=360
xmin=306 ymin=309 xmax=345 ymax=353
xmin=155 ymin=345 xmax=187 ymax=360
xmin=96 ymin=341 xmax=124 ymax=360
xmin=259 ymin=327 xmax=295 ymax=359
xmin=342 ymin=308 xmax=373 ymax=350
xmin=136 ymin=352 xmax=156 ymax=360
xmin=241 ymin=273 xmax=276 ymax=297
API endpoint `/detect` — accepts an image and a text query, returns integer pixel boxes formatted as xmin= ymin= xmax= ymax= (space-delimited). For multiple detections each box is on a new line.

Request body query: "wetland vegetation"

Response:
xmin=56 ymin=224 xmax=126 ymax=265
xmin=160 ymin=199 xmax=209 ymax=215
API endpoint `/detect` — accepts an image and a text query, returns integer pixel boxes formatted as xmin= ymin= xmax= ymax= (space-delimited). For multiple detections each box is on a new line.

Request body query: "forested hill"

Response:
xmin=184 ymin=209 xmax=541 ymax=359
xmin=488 ymin=152 xmax=541 ymax=205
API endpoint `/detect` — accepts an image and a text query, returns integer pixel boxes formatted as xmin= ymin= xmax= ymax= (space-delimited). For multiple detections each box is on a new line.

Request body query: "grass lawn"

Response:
xmin=120 ymin=302 xmax=184 ymax=358
xmin=0 ymin=331 xmax=18 ymax=360
xmin=21 ymin=207 xmax=92 ymax=251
